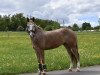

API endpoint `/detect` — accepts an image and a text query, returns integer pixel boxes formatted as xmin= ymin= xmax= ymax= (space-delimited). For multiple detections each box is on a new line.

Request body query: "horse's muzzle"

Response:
xmin=30 ymin=31 xmax=33 ymax=37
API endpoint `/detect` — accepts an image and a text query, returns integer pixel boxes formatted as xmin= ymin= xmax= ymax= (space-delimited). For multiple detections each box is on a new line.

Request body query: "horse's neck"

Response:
xmin=36 ymin=26 xmax=44 ymax=34
xmin=31 ymin=30 xmax=45 ymax=48
xmin=36 ymin=30 xmax=44 ymax=37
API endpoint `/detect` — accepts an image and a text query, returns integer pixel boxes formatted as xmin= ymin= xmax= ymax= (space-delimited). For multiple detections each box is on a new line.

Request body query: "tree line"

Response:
xmin=67 ymin=22 xmax=100 ymax=31
xmin=0 ymin=13 xmax=60 ymax=31
xmin=0 ymin=13 xmax=27 ymax=31
xmin=0 ymin=13 xmax=100 ymax=31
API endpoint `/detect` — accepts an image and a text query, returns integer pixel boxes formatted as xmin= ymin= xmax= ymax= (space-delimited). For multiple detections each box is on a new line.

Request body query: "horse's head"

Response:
xmin=26 ymin=17 xmax=36 ymax=37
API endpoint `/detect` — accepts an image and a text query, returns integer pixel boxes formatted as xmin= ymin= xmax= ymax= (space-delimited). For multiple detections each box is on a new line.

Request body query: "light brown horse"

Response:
xmin=26 ymin=17 xmax=80 ymax=75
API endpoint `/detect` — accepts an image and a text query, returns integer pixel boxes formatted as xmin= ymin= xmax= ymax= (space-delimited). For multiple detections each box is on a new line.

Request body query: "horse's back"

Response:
xmin=43 ymin=28 xmax=77 ymax=50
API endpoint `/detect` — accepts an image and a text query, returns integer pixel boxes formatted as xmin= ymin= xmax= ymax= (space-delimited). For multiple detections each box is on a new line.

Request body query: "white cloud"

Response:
xmin=0 ymin=0 xmax=100 ymax=27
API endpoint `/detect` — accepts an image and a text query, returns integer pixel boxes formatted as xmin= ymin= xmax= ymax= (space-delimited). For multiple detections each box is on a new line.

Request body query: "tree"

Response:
xmin=67 ymin=26 xmax=72 ymax=29
xmin=0 ymin=15 xmax=4 ymax=31
xmin=94 ymin=26 xmax=100 ymax=31
xmin=17 ymin=26 xmax=24 ymax=31
xmin=3 ymin=15 xmax=11 ymax=31
xmin=72 ymin=23 xmax=79 ymax=31
xmin=35 ymin=19 xmax=60 ymax=31
xmin=82 ymin=22 xmax=91 ymax=30
xmin=10 ymin=13 xmax=27 ymax=31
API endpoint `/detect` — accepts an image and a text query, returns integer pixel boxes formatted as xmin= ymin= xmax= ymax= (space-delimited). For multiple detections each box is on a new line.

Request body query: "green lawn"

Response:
xmin=0 ymin=31 xmax=100 ymax=74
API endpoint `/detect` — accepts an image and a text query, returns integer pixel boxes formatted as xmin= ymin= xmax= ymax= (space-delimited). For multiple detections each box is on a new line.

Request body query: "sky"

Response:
xmin=0 ymin=0 xmax=100 ymax=27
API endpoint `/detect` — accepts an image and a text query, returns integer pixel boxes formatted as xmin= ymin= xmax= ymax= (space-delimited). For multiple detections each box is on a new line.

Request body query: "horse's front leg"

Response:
xmin=40 ymin=50 xmax=47 ymax=75
xmin=69 ymin=61 xmax=73 ymax=72
xmin=35 ymin=49 xmax=47 ymax=75
xmin=76 ymin=61 xmax=80 ymax=72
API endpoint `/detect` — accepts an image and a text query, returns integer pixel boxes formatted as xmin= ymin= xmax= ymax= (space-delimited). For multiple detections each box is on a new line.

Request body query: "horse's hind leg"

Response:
xmin=64 ymin=44 xmax=75 ymax=71
xmin=64 ymin=43 xmax=80 ymax=72
xmin=71 ymin=46 xmax=80 ymax=72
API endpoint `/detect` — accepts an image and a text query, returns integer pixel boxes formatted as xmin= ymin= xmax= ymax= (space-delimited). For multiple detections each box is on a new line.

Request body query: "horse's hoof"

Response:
xmin=38 ymin=71 xmax=41 ymax=75
xmin=38 ymin=72 xmax=41 ymax=75
xmin=38 ymin=72 xmax=42 ymax=75
xmin=41 ymin=72 xmax=46 ymax=75
xmin=76 ymin=68 xmax=80 ymax=72
xmin=68 ymin=68 xmax=73 ymax=72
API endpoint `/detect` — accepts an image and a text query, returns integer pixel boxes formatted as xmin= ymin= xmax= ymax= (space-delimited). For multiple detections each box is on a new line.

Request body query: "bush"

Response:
xmin=17 ymin=26 xmax=24 ymax=31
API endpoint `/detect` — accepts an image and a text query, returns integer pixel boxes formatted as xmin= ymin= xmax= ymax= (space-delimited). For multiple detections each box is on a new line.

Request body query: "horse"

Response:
xmin=26 ymin=17 xmax=80 ymax=75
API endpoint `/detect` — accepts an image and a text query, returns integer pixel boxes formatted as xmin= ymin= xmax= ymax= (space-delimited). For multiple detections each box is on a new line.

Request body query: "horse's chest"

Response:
xmin=32 ymin=38 xmax=45 ymax=49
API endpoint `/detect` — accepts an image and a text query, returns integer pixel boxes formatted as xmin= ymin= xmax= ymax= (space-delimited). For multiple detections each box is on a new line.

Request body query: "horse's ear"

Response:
xmin=27 ymin=17 xmax=29 ymax=22
xmin=32 ymin=17 xmax=35 ymax=22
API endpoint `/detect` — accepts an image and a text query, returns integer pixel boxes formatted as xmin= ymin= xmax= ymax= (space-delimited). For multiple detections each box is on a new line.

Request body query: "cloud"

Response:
xmin=0 ymin=0 xmax=100 ymax=27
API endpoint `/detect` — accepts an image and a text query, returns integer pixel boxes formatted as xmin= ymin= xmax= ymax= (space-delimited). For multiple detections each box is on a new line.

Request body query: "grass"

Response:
xmin=0 ymin=31 xmax=100 ymax=74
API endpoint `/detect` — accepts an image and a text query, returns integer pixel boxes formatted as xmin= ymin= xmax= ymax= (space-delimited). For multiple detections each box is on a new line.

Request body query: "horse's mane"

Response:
xmin=34 ymin=24 xmax=44 ymax=36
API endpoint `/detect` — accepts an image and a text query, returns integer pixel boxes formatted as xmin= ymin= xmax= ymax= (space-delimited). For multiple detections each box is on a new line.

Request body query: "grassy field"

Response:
xmin=0 ymin=31 xmax=100 ymax=75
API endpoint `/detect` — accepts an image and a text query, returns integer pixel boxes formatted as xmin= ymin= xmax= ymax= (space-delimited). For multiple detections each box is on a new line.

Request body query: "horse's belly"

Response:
xmin=45 ymin=45 xmax=61 ymax=50
xmin=44 ymin=40 xmax=64 ymax=50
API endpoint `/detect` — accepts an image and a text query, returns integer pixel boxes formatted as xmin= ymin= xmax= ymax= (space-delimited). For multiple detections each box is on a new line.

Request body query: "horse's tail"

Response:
xmin=76 ymin=41 xmax=78 ymax=51
xmin=71 ymin=52 xmax=77 ymax=66
xmin=71 ymin=42 xmax=79 ymax=65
